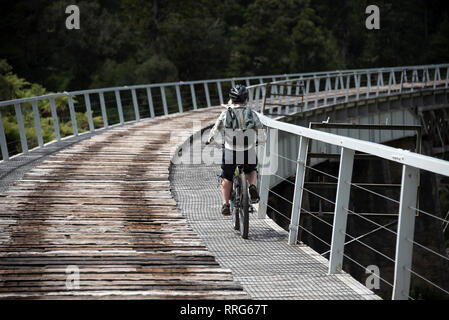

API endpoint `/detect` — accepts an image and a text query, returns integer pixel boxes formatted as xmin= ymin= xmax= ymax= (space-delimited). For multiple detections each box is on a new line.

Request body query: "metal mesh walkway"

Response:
xmin=170 ymin=142 xmax=381 ymax=300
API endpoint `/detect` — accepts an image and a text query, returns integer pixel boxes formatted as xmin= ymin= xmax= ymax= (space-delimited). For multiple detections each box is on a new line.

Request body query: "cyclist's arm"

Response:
xmin=207 ymin=111 xmax=226 ymax=144
xmin=253 ymin=112 xmax=267 ymax=144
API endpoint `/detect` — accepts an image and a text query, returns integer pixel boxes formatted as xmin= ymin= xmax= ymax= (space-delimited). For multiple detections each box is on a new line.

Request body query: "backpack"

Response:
xmin=225 ymin=106 xmax=256 ymax=130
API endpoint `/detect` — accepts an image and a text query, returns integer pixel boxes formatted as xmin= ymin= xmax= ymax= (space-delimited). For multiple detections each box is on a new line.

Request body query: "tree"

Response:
xmin=228 ymin=0 xmax=344 ymax=76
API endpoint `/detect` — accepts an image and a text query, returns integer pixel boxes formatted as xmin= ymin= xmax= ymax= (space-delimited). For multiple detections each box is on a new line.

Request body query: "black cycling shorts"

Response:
xmin=221 ymin=148 xmax=258 ymax=182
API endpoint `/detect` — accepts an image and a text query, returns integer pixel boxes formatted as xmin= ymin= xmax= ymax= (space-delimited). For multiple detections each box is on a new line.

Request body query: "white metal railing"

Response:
xmin=1 ymin=63 xmax=447 ymax=162
xmin=254 ymin=95 xmax=449 ymax=300
xmin=0 ymin=72 xmax=303 ymax=161
xmin=244 ymin=63 xmax=449 ymax=115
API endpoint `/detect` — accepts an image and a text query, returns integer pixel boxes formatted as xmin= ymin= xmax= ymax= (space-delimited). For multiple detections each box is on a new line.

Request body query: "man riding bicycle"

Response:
xmin=206 ymin=85 xmax=264 ymax=216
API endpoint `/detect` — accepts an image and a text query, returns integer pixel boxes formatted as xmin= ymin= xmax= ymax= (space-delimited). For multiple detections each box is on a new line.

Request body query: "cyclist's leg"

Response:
xmin=221 ymin=149 xmax=236 ymax=215
xmin=245 ymin=169 xmax=257 ymax=186
xmin=243 ymin=148 xmax=259 ymax=201
xmin=221 ymin=177 xmax=233 ymax=204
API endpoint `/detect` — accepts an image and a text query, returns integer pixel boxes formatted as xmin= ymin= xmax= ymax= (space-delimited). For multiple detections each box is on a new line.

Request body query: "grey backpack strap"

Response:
xmin=225 ymin=107 xmax=237 ymax=130
xmin=244 ymin=106 xmax=256 ymax=129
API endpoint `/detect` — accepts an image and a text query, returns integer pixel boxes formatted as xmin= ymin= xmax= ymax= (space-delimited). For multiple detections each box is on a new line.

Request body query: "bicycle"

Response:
xmin=230 ymin=164 xmax=251 ymax=239
xmin=206 ymin=141 xmax=256 ymax=239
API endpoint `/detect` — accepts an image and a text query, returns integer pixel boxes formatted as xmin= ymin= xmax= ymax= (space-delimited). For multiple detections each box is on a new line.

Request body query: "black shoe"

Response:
xmin=249 ymin=184 xmax=260 ymax=203
xmin=221 ymin=203 xmax=231 ymax=216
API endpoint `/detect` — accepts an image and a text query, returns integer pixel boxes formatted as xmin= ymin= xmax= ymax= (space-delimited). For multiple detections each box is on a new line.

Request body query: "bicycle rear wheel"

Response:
xmin=239 ymin=173 xmax=249 ymax=239
xmin=231 ymin=185 xmax=239 ymax=230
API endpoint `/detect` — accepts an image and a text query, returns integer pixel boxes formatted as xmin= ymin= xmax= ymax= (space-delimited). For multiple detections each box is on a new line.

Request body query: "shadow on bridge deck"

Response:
xmin=0 ymin=106 xmax=379 ymax=299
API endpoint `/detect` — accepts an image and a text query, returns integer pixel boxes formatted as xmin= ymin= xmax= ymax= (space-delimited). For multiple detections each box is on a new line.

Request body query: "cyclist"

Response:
xmin=206 ymin=85 xmax=264 ymax=216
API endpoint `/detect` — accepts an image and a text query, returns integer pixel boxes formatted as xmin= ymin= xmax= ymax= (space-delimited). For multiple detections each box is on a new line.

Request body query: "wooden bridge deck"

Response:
xmin=0 ymin=107 xmax=248 ymax=299
xmin=0 ymin=105 xmax=380 ymax=300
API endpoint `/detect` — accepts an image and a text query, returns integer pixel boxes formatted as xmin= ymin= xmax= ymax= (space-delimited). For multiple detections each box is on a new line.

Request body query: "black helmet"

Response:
xmin=229 ymin=85 xmax=248 ymax=103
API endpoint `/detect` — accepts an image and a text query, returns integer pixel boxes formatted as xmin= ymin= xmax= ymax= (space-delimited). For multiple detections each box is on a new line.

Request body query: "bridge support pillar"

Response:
xmin=392 ymin=165 xmax=419 ymax=300
xmin=328 ymin=147 xmax=355 ymax=274
xmin=288 ymin=136 xmax=309 ymax=245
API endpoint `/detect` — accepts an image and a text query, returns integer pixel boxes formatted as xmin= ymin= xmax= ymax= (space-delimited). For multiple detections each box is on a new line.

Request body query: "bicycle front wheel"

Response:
xmin=239 ymin=174 xmax=249 ymax=239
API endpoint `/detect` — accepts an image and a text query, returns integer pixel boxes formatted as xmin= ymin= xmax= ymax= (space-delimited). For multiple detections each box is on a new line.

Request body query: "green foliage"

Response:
xmin=228 ymin=0 xmax=344 ymax=75
xmin=1 ymin=0 xmax=448 ymax=90
xmin=0 ymin=60 xmax=97 ymax=158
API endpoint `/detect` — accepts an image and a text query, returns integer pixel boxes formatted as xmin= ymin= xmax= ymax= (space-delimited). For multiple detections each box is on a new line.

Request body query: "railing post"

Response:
xmin=255 ymin=86 xmax=261 ymax=111
xmin=49 ymin=98 xmax=61 ymax=140
xmin=388 ymin=71 xmax=396 ymax=94
xmin=339 ymin=73 xmax=345 ymax=96
xmin=175 ymin=85 xmax=183 ymax=113
xmin=261 ymin=85 xmax=267 ymax=113
xmin=366 ymin=72 xmax=371 ymax=98
xmin=333 ymin=75 xmax=339 ymax=104
xmin=421 ymin=69 xmax=427 ymax=89
xmin=0 ymin=111 xmax=9 ymax=160
xmin=445 ymin=68 xmax=449 ymax=88
xmin=260 ymin=83 xmax=270 ymax=114
xmin=328 ymin=147 xmax=355 ymax=274
xmin=392 ymin=165 xmax=419 ymax=300
xmin=14 ymin=103 xmax=28 ymax=153
xmin=354 ymin=73 xmax=360 ymax=100
xmin=67 ymin=95 xmax=78 ymax=136
xmin=99 ymin=92 xmax=109 ymax=128
xmin=411 ymin=69 xmax=417 ymax=92
xmin=399 ymin=70 xmax=405 ymax=93
xmin=31 ymin=100 xmax=44 ymax=147
xmin=324 ymin=75 xmax=331 ymax=105
xmin=216 ymin=82 xmax=224 ymax=105
xmin=425 ymin=68 xmax=430 ymax=83
xmin=204 ymin=82 xmax=211 ymax=107
xmin=146 ymin=87 xmax=155 ymax=118
xmin=288 ymin=136 xmax=309 ymax=245
xmin=376 ymin=71 xmax=384 ymax=96
xmin=314 ymin=76 xmax=320 ymax=108
xmin=131 ymin=89 xmax=140 ymax=121
xmin=269 ymin=83 xmax=274 ymax=113
xmin=258 ymin=129 xmax=277 ymax=219
xmin=304 ymin=79 xmax=310 ymax=109
xmin=248 ymin=87 xmax=254 ymax=110
xmin=84 ymin=93 xmax=95 ymax=132
xmin=345 ymin=75 xmax=350 ymax=102
xmin=160 ymin=86 xmax=168 ymax=115
xmin=433 ymin=67 xmax=441 ymax=89
xmin=190 ymin=84 xmax=198 ymax=110
xmin=294 ymin=78 xmax=302 ymax=108
xmin=114 ymin=90 xmax=125 ymax=124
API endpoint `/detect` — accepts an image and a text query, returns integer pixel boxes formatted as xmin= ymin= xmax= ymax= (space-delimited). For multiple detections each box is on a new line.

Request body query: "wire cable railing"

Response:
xmin=255 ymin=110 xmax=449 ymax=300
xmin=264 ymin=155 xmax=401 ymax=297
